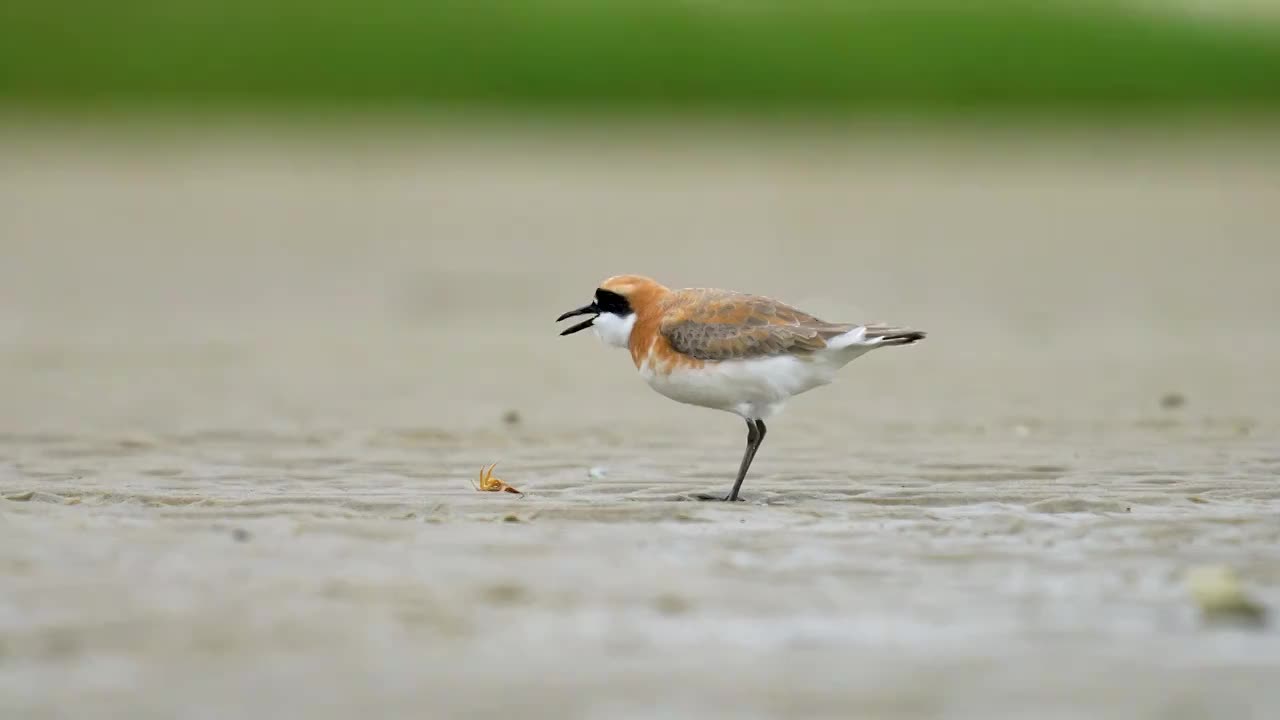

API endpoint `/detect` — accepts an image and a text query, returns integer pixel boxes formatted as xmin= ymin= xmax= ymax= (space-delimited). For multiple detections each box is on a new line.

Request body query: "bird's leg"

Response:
xmin=725 ymin=419 xmax=765 ymax=502
xmin=693 ymin=419 xmax=766 ymax=502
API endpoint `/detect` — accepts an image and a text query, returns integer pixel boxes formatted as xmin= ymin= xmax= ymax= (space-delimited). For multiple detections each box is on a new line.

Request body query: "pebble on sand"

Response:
xmin=1160 ymin=392 xmax=1187 ymax=410
xmin=1185 ymin=565 xmax=1267 ymax=628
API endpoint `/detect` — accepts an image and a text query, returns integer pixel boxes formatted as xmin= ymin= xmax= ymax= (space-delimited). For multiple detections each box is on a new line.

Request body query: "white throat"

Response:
xmin=592 ymin=312 xmax=636 ymax=349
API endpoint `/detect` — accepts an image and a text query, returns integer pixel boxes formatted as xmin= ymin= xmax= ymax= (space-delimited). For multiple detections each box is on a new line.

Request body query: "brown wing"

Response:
xmin=659 ymin=288 xmax=854 ymax=361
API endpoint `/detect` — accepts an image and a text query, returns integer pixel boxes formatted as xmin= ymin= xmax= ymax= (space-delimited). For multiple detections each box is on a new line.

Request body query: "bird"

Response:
xmin=556 ymin=274 xmax=925 ymax=502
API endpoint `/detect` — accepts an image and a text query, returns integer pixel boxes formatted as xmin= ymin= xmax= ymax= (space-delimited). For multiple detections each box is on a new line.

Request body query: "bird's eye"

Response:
xmin=594 ymin=289 xmax=632 ymax=315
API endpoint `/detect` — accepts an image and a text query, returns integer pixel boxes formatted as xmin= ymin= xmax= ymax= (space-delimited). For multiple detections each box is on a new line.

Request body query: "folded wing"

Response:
xmin=659 ymin=289 xmax=855 ymax=361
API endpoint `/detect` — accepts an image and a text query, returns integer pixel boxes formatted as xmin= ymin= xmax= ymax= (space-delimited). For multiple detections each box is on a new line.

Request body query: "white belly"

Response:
xmin=638 ymin=354 xmax=845 ymax=419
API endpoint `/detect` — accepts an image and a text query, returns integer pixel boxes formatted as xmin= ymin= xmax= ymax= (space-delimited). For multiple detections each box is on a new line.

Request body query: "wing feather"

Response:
xmin=659 ymin=289 xmax=853 ymax=361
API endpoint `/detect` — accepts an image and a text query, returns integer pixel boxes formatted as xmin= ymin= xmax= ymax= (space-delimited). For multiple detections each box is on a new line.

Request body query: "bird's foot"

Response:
xmin=692 ymin=492 xmax=744 ymax=502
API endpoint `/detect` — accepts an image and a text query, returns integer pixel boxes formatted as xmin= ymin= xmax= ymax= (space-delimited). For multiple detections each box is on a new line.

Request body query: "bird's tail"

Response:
xmin=826 ymin=323 xmax=926 ymax=350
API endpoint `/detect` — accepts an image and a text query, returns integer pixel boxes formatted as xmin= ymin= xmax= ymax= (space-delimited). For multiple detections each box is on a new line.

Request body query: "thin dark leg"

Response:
xmin=725 ymin=419 xmax=766 ymax=502
xmin=693 ymin=418 xmax=765 ymax=502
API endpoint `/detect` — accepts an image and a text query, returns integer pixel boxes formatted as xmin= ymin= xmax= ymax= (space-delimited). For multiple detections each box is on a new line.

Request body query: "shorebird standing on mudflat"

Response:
xmin=556 ymin=275 xmax=925 ymax=502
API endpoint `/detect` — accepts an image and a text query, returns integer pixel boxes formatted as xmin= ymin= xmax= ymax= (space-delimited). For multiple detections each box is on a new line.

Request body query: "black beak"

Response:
xmin=556 ymin=302 xmax=599 ymax=336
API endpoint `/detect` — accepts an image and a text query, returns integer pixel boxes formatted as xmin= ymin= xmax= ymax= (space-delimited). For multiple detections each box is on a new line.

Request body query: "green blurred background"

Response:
xmin=2 ymin=1 xmax=1278 ymax=118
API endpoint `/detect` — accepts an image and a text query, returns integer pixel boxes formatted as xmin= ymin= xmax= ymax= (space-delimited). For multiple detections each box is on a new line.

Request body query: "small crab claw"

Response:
xmin=473 ymin=462 xmax=523 ymax=495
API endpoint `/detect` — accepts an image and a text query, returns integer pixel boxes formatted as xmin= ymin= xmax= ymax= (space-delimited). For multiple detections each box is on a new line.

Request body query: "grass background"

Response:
xmin=1 ymin=1 xmax=1279 ymax=118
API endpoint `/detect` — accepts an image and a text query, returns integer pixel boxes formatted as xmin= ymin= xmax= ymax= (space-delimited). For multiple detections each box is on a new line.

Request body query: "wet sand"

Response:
xmin=2 ymin=122 xmax=1280 ymax=719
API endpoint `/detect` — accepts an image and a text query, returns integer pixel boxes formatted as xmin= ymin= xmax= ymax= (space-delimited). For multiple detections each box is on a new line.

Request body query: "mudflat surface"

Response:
xmin=2 ymin=123 xmax=1279 ymax=719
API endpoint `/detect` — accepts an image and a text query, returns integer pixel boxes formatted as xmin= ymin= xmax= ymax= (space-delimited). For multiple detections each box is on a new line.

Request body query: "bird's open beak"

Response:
xmin=556 ymin=302 xmax=599 ymax=336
